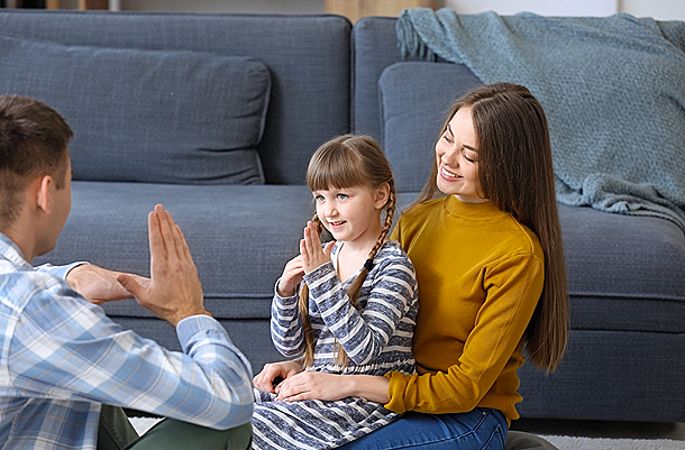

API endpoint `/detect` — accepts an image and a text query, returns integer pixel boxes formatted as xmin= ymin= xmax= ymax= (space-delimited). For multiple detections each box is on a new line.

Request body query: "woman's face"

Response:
xmin=434 ymin=107 xmax=486 ymax=203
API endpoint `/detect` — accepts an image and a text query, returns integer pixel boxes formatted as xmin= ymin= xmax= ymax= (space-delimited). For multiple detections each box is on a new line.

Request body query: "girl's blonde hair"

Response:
xmin=418 ymin=83 xmax=569 ymax=373
xmin=299 ymin=134 xmax=396 ymax=368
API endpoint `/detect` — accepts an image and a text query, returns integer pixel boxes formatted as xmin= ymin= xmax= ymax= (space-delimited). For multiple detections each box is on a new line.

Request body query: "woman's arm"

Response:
xmin=385 ymin=253 xmax=544 ymax=414
xmin=275 ymin=371 xmax=390 ymax=404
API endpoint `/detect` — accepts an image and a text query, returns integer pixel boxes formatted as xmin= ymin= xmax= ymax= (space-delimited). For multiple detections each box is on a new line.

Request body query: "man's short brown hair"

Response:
xmin=0 ymin=95 xmax=73 ymax=228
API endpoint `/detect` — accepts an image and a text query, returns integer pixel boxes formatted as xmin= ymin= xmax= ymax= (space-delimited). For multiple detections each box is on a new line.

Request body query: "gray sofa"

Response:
xmin=1 ymin=10 xmax=683 ymax=424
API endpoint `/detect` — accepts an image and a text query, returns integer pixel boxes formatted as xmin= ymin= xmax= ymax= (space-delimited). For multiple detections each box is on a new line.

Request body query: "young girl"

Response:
xmin=254 ymin=83 xmax=569 ymax=450
xmin=251 ymin=135 xmax=419 ymax=449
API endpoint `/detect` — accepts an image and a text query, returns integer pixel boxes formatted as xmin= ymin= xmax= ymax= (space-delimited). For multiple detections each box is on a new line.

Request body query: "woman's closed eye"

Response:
xmin=463 ymin=152 xmax=476 ymax=163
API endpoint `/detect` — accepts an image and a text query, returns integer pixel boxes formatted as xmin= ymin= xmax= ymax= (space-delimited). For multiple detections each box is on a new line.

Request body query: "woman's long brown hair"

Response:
xmin=417 ymin=83 xmax=569 ymax=372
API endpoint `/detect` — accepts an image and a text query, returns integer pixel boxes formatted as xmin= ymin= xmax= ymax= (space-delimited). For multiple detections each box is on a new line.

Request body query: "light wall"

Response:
xmin=445 ymin=0 xmax=685 ymax=20
xmin=119 ymin=0 xmax=324 ymax=14
xmin=63 ymin=0 xmax=685 ymax=20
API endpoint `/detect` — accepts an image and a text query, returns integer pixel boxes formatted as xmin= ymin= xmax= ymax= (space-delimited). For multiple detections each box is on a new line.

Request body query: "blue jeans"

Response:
xmin=338 ymin=408 xmax=507 ymax=450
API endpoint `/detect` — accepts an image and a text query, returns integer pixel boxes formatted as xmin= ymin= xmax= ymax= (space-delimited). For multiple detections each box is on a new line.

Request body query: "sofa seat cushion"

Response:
xmin=558 ymin=204 xmax=685 ymax=333
xmin=0 ymin=34 xmax=270 ymax=184
xmin=35 ymin=181 xmax=315 ymax=320
xmin=395 ymin=194 xmax=685 ymax=334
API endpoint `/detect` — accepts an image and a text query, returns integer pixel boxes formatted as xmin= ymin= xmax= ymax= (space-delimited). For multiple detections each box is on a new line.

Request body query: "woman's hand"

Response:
xmin=253 ymin=360 xmax=303 ymax=393
xmin=276 ymin=255 xmax=305 ymax=297
xmin=300 ymin=221 xmax=334 ymax=274
xmin=276 ymin=372 xmax=391 ymax=404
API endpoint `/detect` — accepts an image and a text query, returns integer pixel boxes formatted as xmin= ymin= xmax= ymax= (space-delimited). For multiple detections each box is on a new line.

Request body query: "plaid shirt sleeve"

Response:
xmin=7 ymin=274 xmax=254 ymax=430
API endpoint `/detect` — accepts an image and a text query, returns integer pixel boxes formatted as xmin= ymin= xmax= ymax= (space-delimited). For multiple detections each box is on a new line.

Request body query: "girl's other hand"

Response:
xmin=275 ymin=371 xmax=350 ymax=402
xmin=277 ymin=255 xmax=305 ymax=297
xmin=253 ymin=360 xmax=304 ymax=393
xmin=300 ymin=221 xmax=335 ymax=274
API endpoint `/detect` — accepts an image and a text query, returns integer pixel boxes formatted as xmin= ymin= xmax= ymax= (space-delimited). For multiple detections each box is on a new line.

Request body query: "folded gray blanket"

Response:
xmin=397 ymin=8 xmax=685 ymax=232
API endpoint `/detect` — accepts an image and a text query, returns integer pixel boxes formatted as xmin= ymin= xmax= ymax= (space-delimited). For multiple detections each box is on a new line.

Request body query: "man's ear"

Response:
xmin=374 ymin=182 xmax=391 ymax=210
xmin=35 ymin=175 xmax=54 ymax=214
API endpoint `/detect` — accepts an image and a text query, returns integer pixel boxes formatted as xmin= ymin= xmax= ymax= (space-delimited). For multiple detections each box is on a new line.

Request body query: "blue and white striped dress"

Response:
xmin=252 ymin=240 xmax=419 ymax=449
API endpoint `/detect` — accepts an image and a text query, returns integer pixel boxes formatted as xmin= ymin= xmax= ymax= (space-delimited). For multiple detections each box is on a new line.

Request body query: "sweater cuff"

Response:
xmin=273 ymin=278 xmax=299 ymax=303
xmin=384 ymin=371 xmax=410 ymax=413
xmin=302 ymin=261 xmax=336 ymax=297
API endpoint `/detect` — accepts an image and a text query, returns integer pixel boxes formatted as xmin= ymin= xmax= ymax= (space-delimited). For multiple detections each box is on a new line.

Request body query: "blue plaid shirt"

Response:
xmin=0 ymin=233 xmax=254 ymax=449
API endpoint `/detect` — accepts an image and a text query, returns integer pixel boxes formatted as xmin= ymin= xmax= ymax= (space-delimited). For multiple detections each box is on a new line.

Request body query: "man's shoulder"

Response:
xmin=0 ymin=264 xmax=70 ymax=312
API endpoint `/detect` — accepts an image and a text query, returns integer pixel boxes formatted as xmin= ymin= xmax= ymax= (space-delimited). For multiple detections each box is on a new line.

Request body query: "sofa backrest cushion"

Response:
xmin=379 ymin=62 xmax=482 ymax=192
xmin=0 ymin=11 xmax=351 ymax=184
xmin=0 ymin=34 xmax=270 ymax=184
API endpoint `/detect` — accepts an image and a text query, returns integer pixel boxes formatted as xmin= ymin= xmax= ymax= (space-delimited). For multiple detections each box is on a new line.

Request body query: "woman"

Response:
xmin=253 ymin=83 xmax=569 ymax=450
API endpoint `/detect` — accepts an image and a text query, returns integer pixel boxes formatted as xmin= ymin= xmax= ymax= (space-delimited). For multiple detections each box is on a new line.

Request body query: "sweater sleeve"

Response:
xmin=385 ymin=252 xmax=543 ymax=414
xmin=270 ymin=279 xmax=305 ymax=358
xmin=303 ymin=257 xmax=417 ymax=365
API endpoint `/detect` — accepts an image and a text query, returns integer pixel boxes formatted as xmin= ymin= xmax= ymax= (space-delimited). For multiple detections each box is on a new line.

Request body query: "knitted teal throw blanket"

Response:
xmin=397 ymin=8 xmax=685 ymax=232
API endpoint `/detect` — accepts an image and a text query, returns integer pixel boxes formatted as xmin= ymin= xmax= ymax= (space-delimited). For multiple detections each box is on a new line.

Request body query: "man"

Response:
xmin=0 ymin=95 xmax=253 ymax=449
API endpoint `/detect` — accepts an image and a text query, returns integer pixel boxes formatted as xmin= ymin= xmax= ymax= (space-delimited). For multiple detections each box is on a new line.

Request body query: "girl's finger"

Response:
xmin=300 ymin=238 xmax=307 ymax=260
xmin=303 ymin=226 xmax=313 ymax=253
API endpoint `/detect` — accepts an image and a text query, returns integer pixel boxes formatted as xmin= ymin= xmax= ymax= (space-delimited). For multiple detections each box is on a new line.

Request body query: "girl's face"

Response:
xmin=435 ymin=107 xmax=486 ymax=203
xmin=313 ymin=184 xmax=387 ymax=245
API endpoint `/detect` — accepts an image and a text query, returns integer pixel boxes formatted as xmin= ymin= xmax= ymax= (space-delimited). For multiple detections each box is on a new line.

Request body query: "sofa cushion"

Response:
xmin=0 ymin=12 xmax=351 ymax=185
xmin=378 ymin=62 xmax=482 ymax=193
xmin=0 ymin=34 xmax=270 ymax=184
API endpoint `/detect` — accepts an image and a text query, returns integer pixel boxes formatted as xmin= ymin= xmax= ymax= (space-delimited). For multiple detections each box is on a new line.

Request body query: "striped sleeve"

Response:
xmin=303 ymin=252 xmax=417 ymax=365
xmin=270 ymin=279 xmax=305 ymax=358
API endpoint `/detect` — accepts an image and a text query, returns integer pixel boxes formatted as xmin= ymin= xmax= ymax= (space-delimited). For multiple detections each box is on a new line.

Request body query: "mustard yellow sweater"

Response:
xmin=386 ymin=195 xmax=544 ymax=423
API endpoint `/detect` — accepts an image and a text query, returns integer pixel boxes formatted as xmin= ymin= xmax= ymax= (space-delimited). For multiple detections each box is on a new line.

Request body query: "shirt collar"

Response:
xmin=0 ymin=232 xmax=31 ymax=269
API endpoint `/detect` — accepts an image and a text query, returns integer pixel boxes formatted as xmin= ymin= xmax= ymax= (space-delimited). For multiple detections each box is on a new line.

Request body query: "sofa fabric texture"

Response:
xmin=1 ymin=10 xmax=682 ymax=423
xmin=0 ymin=35 xmax=270 ymax=184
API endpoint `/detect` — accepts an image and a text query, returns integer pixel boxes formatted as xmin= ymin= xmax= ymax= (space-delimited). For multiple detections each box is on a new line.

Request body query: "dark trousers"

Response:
xmin=97 ymin=405 xmax=252 ymax=450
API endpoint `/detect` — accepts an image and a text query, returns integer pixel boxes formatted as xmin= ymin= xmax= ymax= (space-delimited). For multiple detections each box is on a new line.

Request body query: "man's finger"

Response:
xmin=148 ymin=211 xmax=165 ymax=277
xmin=175 ymin=224 xmax=193 ymax=263
xmin=158 ymin=205 xmax=182 ymax=260
xmin=117 ymin=274 xmax=145 ymax=301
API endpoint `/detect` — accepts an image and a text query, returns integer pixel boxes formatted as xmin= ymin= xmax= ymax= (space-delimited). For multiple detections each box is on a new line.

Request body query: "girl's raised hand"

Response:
xmin=300 ymin=221 xmax=335 ymax=274
xmin=276 ymin=255 xmax=305 ymax=297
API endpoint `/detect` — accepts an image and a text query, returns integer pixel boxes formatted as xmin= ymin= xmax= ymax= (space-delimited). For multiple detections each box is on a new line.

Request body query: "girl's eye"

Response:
xmin=314 ymin=195 xmax=325 ymax=203
xmin=336 ymin=193 xmax=349 ymax=201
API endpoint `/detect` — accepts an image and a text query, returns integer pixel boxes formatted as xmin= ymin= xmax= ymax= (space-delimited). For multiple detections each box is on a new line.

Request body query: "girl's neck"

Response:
xmin=335 ymin=223 xmax=383 ymax=281
xmin=340 ymin=222 xmax=382 ymax=254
